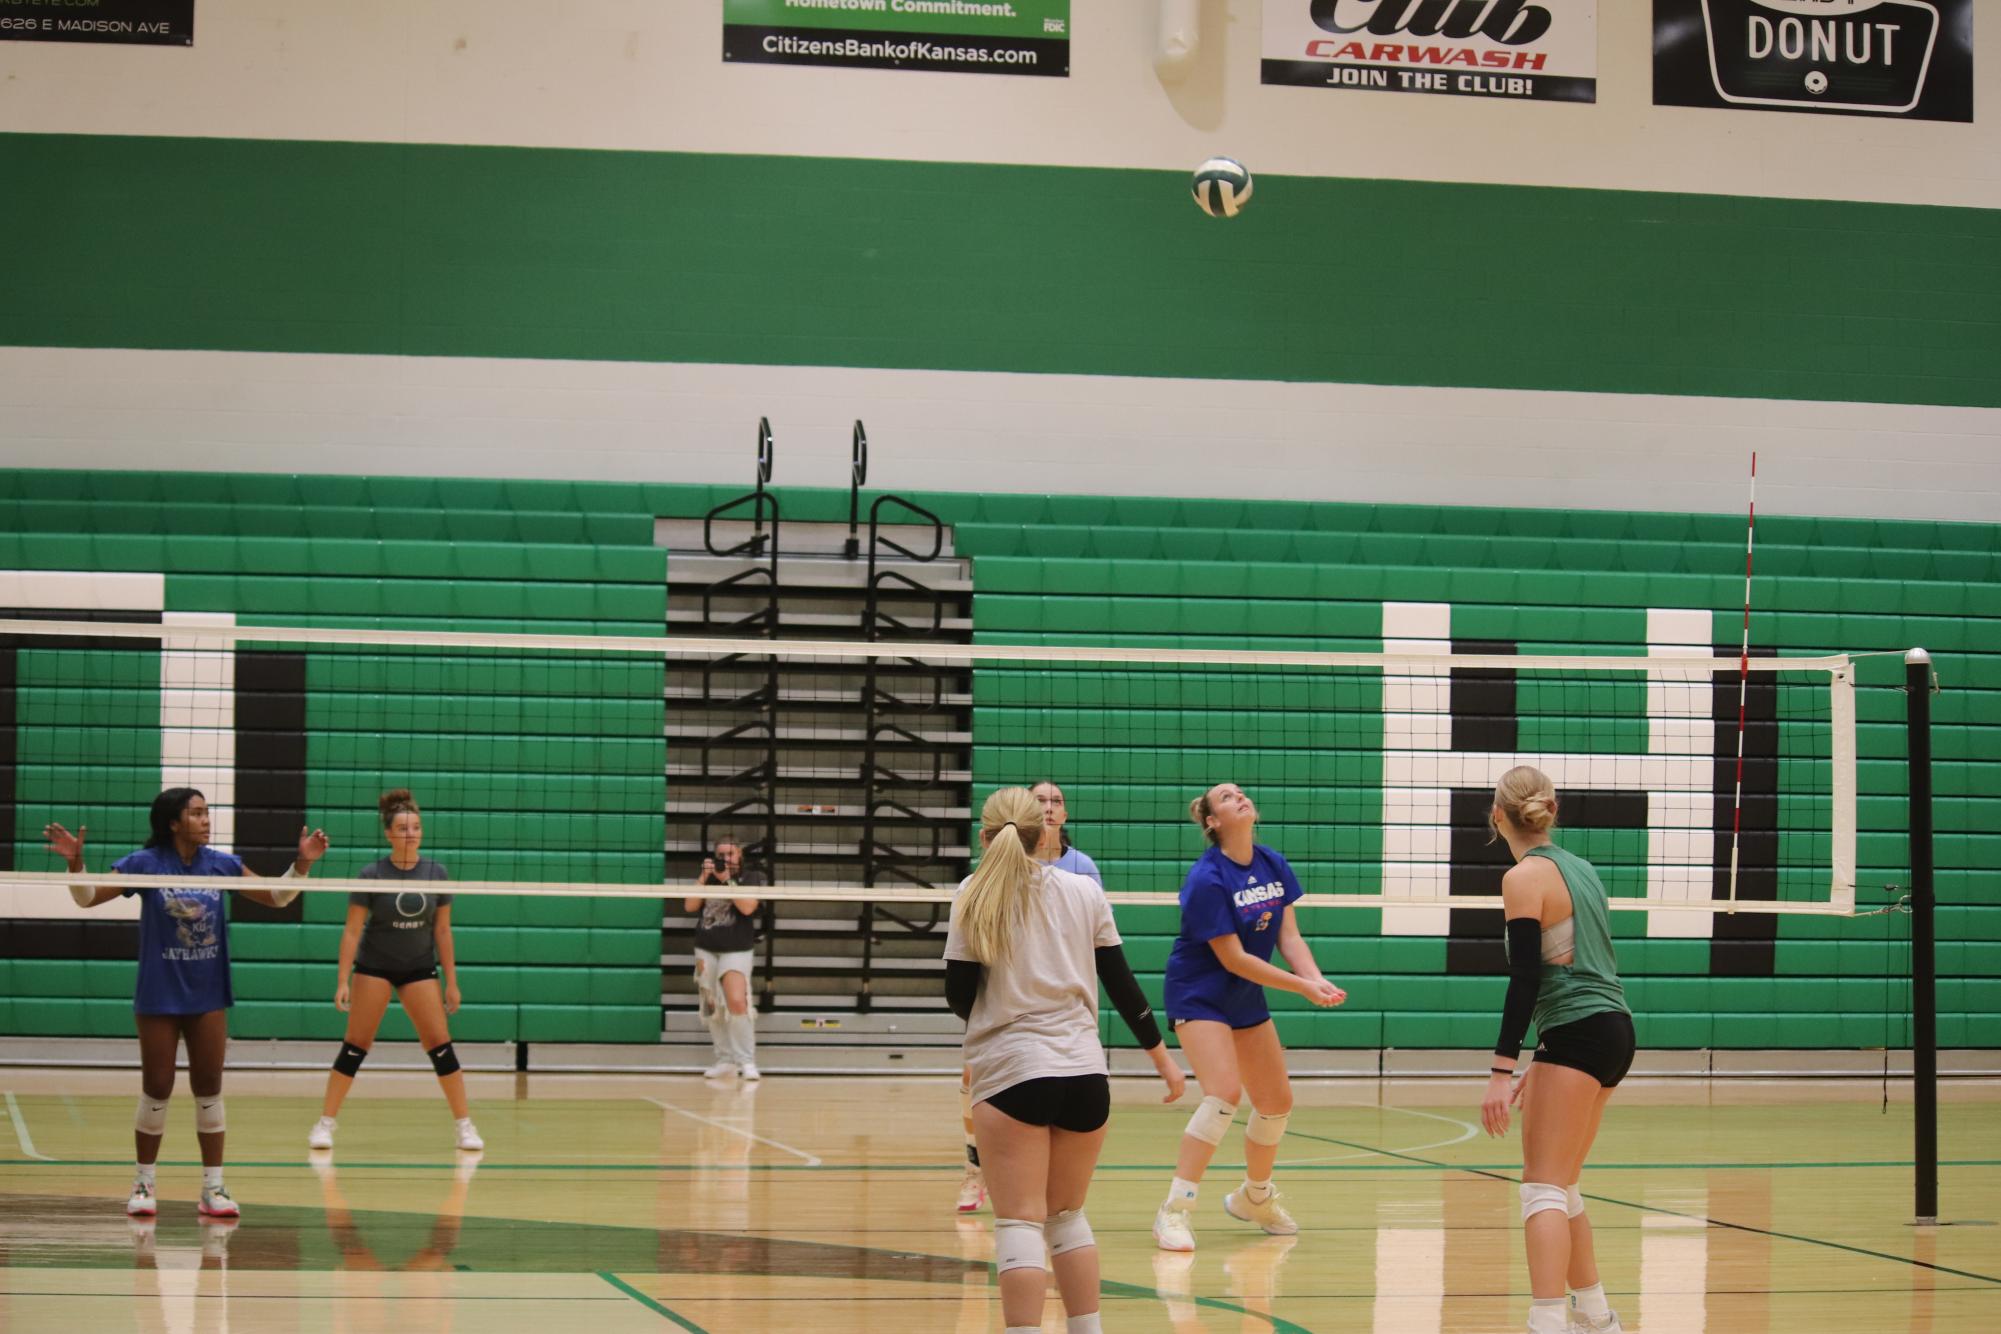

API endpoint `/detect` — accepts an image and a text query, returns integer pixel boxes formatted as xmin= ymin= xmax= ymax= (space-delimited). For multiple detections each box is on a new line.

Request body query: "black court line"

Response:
xmin=1284 ymin=1128 xmax=2001 ymax=1287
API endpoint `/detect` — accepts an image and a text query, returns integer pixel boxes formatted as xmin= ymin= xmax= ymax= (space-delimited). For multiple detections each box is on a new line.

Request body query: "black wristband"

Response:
xmin=1490 ymin=1066 xmax=1516 ymax=1076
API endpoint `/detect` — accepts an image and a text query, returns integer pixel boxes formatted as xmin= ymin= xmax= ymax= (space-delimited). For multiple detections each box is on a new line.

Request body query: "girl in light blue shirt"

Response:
xmin=1031 ymin=780 xmax=1101 ymax=887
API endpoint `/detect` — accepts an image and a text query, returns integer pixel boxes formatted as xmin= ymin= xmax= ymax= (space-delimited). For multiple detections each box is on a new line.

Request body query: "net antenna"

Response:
xmin=1727 ymin=450 xmax=1757 ymax=911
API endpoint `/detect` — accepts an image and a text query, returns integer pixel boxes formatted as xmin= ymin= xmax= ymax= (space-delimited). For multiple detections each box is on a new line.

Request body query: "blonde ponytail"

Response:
xmin=954 ymin=787 xmax=1047 ymax=965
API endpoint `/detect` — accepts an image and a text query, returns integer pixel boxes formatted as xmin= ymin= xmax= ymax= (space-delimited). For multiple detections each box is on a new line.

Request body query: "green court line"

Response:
xmin=1285 ymin=1129 xmax=2001 ymax=1287
xmin=596 ymin=1271 xmax=708 ymax=1332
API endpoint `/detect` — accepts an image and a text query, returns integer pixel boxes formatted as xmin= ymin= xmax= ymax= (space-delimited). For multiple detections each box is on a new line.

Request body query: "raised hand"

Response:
xmin=43 ymin=822 xmax=87 ymax=868
xmin=297 ymin=826 xmax=330 ymax=867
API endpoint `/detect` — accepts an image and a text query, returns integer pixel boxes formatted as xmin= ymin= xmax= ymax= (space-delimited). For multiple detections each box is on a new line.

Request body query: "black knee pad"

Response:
xmin=333 ymin=1043 xmax=370 ymax=1077
xmin=426 ymin=1041 xmax=461 ymax=1077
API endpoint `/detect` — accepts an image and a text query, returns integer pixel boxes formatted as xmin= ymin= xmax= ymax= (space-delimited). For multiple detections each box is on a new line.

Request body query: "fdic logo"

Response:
xmin=1697 ymin=0 xmax=1941 ymax=114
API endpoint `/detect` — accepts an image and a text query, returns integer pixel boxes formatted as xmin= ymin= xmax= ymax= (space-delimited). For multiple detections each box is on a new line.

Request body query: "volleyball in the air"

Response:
xmin=1191 ymin=157 xmax=1253 ymax=218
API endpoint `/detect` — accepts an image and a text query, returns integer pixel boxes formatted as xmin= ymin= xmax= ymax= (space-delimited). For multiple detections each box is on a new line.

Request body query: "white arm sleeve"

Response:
xmin=264 ymin=862 xmax=304 ymax=907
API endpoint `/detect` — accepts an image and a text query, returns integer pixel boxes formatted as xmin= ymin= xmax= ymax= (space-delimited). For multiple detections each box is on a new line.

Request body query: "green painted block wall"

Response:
xmin=3 ymin=133 xmax=2000 ymax=408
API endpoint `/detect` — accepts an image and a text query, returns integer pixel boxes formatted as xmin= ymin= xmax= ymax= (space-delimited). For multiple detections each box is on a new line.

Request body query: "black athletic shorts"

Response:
xmin=983 ymin=1074 xmax=1111 ymax=1134
xmin=352 ymin=963 xmax=440 ymax=989
xmin=1535 ymin=1009 xmax=1637 ymax=1088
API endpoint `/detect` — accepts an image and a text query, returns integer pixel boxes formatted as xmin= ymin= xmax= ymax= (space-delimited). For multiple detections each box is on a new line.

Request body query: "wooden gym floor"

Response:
xmin=0 ymin=1069 xmax=1996 ymax=1332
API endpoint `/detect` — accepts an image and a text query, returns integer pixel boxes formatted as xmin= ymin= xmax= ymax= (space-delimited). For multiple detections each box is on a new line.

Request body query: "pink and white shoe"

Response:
xmin=198 ymin=1185 xmax=240 ymax=1219
xmin=954 ymin=1164 xmax=985 ymax=1214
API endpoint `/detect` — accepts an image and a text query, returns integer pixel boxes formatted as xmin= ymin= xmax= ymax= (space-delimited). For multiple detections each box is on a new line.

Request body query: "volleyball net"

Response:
xmin=0 ymin=618 xmax=1855 ymax=917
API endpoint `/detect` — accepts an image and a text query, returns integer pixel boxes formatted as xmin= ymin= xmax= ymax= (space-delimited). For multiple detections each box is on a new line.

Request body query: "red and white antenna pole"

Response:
xmin=1727 ymin=452 xmax=1758 ymax=911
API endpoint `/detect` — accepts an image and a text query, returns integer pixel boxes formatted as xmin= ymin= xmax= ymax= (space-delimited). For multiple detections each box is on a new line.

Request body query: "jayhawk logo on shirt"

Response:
xmin=161 ymin=892 xmax=219 ymax=950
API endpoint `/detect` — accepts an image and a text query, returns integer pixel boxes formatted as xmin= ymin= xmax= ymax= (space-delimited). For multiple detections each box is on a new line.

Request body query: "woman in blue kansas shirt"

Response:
xmin=46 ymin=786 xmax=328 ymax=1220
xmin=1151 ymin=782 xmax=1346 ymax=1253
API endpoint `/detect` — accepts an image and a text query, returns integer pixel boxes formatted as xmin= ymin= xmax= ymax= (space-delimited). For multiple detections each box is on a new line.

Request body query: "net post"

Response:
xmin=1905 ymin=647 xmax=1937 ymax=1225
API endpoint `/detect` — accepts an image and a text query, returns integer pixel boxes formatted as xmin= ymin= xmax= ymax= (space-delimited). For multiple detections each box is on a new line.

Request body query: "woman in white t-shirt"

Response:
xmin=946 ymin=786 xmax=1185 ymax=1334
xmin=955 ymin=778 xmax=1105 ymax=1214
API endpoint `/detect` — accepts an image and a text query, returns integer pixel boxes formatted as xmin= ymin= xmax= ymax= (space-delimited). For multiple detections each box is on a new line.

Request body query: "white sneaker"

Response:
xmin=955 ymin=1164 xmax=986 ymax=1214
xmin=738 ymin=1062 xmax=762 ymax=1082
xmin=704 ymin=1059 xmax=737 ymax=1079
xmin=1224 ymin=1185 xmax=1299 ymax=1235
xmin=126 ymin=1181 xmax=158 ymax=1217
xmin=1570 ymin=1311 xmax=1625 ymax=1333
xmin=198 ymin=1185 xmax=240 ymax=1219
xmin=308 ymin=1117 xmax=336 ymax=1150
xmin=1153 ymin=1203 xmax=1196 ymax=1252
xmin=455 ymin=1120 xmax=485 ymax=1152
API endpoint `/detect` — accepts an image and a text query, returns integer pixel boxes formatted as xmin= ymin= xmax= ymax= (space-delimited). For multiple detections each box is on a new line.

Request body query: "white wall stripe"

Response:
xmin=1380 ymin=601 xmax=1452 ymax=938
xmin=0 ymin=570 xmax=162 ymax=922
xmin=2 ymin=1 xmax=1995 ymax=209
xmin=1 ymin=347 xmax=1996 ymax=523
xmin=161 ymin=612 xmax=238 ymax=855
xmin=0 ymin=570 xmax=164 ymax=611
xmin=1647 ymin=608 xmax=1718 ymax=940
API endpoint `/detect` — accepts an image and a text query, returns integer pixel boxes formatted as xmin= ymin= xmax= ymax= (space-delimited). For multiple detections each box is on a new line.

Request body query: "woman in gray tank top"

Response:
xmin=308 ymin=789 xmax=482 ymax=1155
xmin=1481 ymin=766 xmax=1634 ymax=1334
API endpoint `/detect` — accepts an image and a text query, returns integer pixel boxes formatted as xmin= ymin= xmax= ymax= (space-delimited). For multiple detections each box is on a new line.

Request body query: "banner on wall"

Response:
xmin=723 ymin=0 xmax=1068 ymax=77
xmin=0 ymin=0 xmax=191 ymax=45
xmin=1654 ymin=0 xmax=1972 ymax=121
xmin=1261 ymin=1 xmax=1597 ymax=102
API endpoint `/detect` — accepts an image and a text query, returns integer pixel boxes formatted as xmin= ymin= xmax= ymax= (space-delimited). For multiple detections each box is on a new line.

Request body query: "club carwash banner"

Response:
xmin=1261 ymin=1 xmax=1597 ymax=102
xmin=1654 ymin=0 xmax=1972 ymax=122
xmin=723 ymin=0 xmax=1069 ymax=77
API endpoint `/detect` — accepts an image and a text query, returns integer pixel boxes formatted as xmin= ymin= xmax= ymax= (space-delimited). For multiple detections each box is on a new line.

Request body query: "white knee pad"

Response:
xmin=194 ymin=1096 xmax=225 ymax=1134
xmin=1045 ymin=1207 xmax=1095 ymax=1256
xmin=1566 ymin=1183 xmax=1585 ymax=1218
xmin=134 ymin=1094 xmax=170 ymax=1136
xmin=993 ymin=1218 xmax=1047 ymax=1274
xmin=1520 ymin=1181 xmax=1569 ymax=1222
xmin=1245 ymin=1109 xmax=1289 ymax=1147
xmin=1183 ymin=1094 xmax=1238 ymax=1146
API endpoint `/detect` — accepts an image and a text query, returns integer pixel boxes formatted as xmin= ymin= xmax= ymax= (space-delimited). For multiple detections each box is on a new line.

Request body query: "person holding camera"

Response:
xmin=685 ymin=841 xmax=766 ymax=1080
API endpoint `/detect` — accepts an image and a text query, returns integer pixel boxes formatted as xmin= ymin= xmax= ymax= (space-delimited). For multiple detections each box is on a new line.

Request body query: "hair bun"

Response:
xmin=378 ymin=788 xmax=419 ymax=826
xmin=1517 ymin=796 xmax=1555 ymax=833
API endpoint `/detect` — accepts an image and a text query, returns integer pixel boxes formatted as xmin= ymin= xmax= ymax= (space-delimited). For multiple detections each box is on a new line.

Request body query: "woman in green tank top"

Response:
xmin=1480 ymin=766 xmax=1635 ymax=1334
